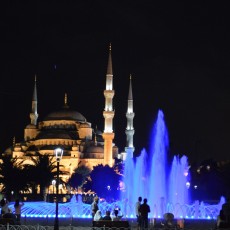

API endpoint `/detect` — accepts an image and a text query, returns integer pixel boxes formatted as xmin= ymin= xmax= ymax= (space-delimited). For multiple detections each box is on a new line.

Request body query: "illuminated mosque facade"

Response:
xmin=2 ymin=45 xmax=135 ymax=185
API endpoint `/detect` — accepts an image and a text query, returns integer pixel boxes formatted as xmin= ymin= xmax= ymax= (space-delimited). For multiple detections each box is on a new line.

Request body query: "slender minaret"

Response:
xmin=125 ymin=75 xmax=135 ymax=158
xmin=102 ymin=44 xmax=115 ymax=166
xmin=30 ymin=75 xmax=38 ymax=125
xmin=24 ymin=76 xmax=39 ymax=141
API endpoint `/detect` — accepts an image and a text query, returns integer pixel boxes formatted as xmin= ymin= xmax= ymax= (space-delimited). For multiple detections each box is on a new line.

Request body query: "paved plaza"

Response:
xmin=16 ymin=217 xmax=219 ymax=230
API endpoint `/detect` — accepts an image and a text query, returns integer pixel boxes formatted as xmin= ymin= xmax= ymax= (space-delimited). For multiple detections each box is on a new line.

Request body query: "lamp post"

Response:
xmin=54 ymin=147 xmax=63 ymax=230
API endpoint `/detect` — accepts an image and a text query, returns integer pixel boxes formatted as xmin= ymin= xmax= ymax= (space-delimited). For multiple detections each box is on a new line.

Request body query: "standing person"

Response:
xmin=222 ymin=197 xmax=230 ymax=222
xmin=14 ymin=199 xmax=24 ymax=222
xmin=135 ymin=196 xmax=142 ymax=229
xmin=139 ymin=198 xmax=150 ymax=229
xmin=94 ymin=210 xmax=102 ymax=221
xmin=0 ymin=198 xmax=11 ymax=215
xmin=91 ymin=196 xmax=99 ymax=220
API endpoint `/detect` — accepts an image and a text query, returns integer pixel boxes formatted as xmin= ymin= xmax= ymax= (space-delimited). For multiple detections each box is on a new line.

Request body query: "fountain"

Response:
xmin=6 ymin=110 xmax=224 ymax=220
xmin=119 ymin=109 xmax=221 ymax=219
xmin=120 ymin=110 xmax=190 ymax=218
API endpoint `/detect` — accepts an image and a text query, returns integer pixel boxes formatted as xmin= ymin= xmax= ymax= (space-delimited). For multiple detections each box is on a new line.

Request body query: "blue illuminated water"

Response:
xmin=121 ymin=110 xmax=190 ymax=218
xmin=7 ymin=196 xmax=224 ymax=219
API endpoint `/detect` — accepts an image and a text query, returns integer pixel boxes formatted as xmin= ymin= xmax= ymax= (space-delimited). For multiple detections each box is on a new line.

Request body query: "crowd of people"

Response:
xmin=0 ymin=197 xmax=24 ymax=223
xmin=92 ymin=195 xmax=230 ymax=229
xmin=92 ymin=195 xmax=151 ymax=229
xmin=91 ymin=196 xmax=124 ymax=222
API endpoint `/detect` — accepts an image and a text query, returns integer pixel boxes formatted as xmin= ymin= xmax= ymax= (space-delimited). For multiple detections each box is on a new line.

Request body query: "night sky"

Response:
xmin=0 ymin=1 xmax=230 ymax=164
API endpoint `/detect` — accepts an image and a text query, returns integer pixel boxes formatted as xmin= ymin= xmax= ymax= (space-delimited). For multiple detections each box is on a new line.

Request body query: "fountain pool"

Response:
xmin=7 ymin=196 xmax=224 ymax=219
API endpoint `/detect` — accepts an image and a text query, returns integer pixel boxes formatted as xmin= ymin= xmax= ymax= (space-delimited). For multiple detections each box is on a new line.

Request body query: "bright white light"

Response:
xmin=186 ymin=182 xmax=190 ymax=189
xmin=184 ymin=171 xmax=188 ymax=176
xmin=54 ymin=148 xmax=63 ymax=162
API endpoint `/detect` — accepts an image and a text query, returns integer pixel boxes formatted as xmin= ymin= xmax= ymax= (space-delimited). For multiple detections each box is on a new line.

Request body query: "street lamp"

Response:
xmin=54 ymin=147 xmax=63 ymax=230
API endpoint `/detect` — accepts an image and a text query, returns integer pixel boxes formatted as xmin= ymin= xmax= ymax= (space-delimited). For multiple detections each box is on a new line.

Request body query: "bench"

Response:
xmin=93 ymin=220 xmax=130 ymax=229
xmin=0 ymin=218 xmax=16 ymax=225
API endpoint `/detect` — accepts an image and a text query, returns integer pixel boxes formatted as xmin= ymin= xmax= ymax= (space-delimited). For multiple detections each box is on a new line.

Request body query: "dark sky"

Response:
xmin=0 ymin=1 xmax=230 ymax=164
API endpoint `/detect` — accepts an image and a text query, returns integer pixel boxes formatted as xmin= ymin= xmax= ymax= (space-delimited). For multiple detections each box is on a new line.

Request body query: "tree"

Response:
xmin=0 ymin=155 xmax=29 ymax=200
xmin=67 ymin=162 xmax=91 ymax=190
xmin=27 ymin=152 xmax=68 ymax=200
xmin=191 ymin=159 xmax=230 ymax=201
xmin=87 ymin=164 xmax=122 ymax=201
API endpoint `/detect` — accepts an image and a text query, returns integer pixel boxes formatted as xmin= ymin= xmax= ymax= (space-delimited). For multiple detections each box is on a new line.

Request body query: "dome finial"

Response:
xmin=65 ymin=93 xmax=67 ymax=105
xmin=109 ymin=43 xmax=112 ymax=51
xmin=63 ymin=93 xmax=69 ymax=109
xmin=130 ymin=74 xmax=132 ymax=80
xmin=94 ymin=134 xmax=97 ymax=146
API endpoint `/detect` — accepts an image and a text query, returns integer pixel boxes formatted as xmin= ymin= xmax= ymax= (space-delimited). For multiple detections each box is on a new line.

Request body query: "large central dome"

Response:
xmin=44 ymin=108 xmax=86 ymax=122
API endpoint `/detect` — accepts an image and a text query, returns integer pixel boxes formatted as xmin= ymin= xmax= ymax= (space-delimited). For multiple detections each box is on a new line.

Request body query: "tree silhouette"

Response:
xmin=27 ymin=152 xmax=68 ymax=200
xmin=68 ymin=162 xmax=91 ymax=190
xmin=0 ymin=155 xmax=29 ymax=200
xmin=88 ymin=164 xmax=121 ymax=201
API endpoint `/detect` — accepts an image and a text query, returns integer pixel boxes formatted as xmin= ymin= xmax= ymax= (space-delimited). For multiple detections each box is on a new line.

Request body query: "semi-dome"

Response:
xmin=26 ymin=124 xmax=37 ymax=129
xmin=36 ymin=130 xmax=78 ymax=140
xmin=85 ymin=145 xmax=104 ymax=153
xmin=44 ymin=108 xmax=86 ymax=122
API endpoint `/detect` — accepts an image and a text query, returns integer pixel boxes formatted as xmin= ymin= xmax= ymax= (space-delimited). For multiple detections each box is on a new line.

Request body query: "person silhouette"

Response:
xmin=14 ymin=199 xmax=24 ymax=222
xmin=94 ymin=210 xmax=102 ymax=221
xmin=103 ymin=210 xmax=112 ymax=220
xmin=139 ymin=198 xmax=150 ymax=229
xmin=91 ymin=196 xmax=99 ymax=220
xmin=135 ymin=196 xmax=142 ymax=229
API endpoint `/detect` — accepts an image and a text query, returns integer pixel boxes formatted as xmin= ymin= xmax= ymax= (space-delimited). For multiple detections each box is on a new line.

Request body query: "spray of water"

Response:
xmin=121 ymin=109 xmax=190 ymax=218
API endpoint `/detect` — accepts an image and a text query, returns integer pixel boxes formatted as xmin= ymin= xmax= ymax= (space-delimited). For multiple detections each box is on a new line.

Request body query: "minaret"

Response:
xmin=30 ymin=75 xmax=39 ymax=125
xmin=125 ymin=75 xmax=135 ymax=158
xmin=24 ymin=76 xmax=39 ymax=141
xmin=102 ymin=44 xmax=115 ymax=167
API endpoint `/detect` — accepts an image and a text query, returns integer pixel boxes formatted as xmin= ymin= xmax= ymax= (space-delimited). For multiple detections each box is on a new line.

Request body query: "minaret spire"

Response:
xmin=102 ymin=43 xmax=115 ymax=166
xmin=125 ymin=74 xmax=135 ymax=158
xmin=30 ymin=75 xmax=38 ymax=125
xmin=107 ymin=43 xmax=113 ymax=76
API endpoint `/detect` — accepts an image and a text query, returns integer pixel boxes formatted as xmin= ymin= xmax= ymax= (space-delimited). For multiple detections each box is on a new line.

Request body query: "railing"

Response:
xmin=1 ymin=224 xmax=228 ymax=230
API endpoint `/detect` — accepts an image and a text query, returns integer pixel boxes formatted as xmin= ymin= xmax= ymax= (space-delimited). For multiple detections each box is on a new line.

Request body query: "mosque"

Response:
xmin=1 ymin=45 xmax=135 ymax=188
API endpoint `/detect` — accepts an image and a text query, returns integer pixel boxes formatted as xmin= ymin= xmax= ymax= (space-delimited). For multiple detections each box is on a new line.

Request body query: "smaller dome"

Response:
xmin=4 ymin=147 xmax=13 ymax=155
xmin=85 ymin=145 xmax=104 ymax=153
xmin=26 ymin=124 xmax=37 ymax=129
xmin=36 ymin=130 xmax=77 ymax=140
xmin=80 ymin=123 xmax=90 ymax=128
xmin=72 ymin=145 xmax=78 ymax=151
xmin=14 ymin=144 xmax=22 ymax=152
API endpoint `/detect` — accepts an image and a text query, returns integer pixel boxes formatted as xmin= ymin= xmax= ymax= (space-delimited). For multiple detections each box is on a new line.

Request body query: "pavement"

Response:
xmin=18 ymin=217 xmax=220 ymax=229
